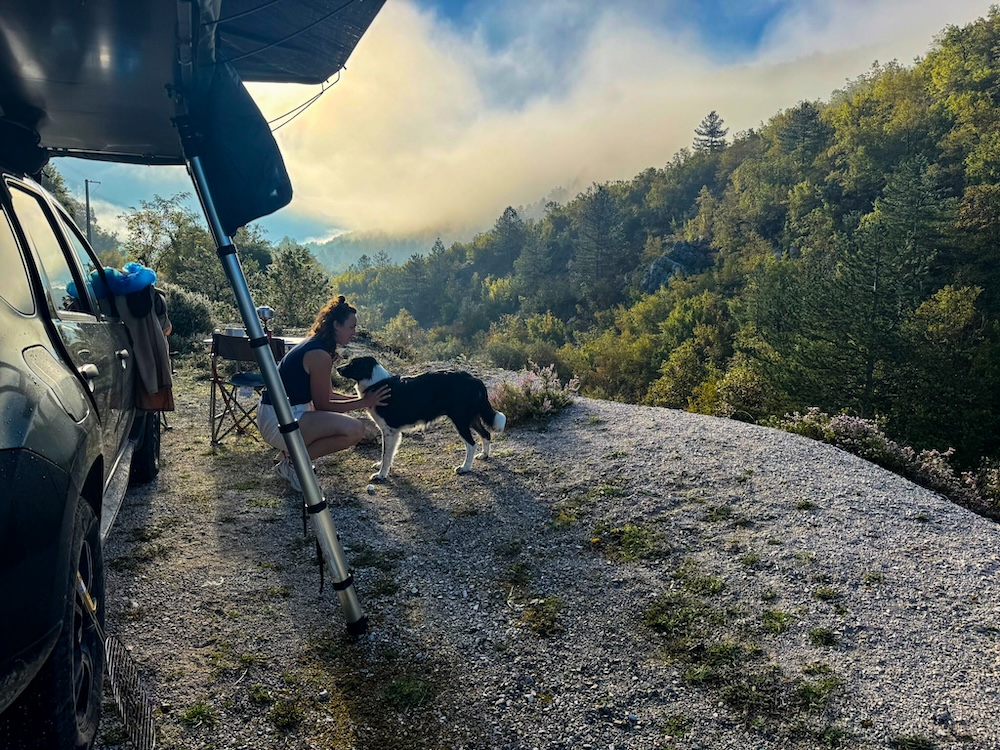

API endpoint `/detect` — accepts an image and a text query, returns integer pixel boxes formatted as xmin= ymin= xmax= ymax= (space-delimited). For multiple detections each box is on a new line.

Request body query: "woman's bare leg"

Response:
xmin=297 ymin=411 xmax=366 ymax=460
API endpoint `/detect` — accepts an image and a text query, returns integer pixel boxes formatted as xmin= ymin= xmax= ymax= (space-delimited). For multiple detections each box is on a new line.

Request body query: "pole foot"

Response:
xmin=346 ymin=615 xmax=369 ymax=636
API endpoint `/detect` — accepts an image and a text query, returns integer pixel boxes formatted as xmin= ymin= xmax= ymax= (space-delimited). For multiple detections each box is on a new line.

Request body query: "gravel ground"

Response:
xmin=96 ymin=362 xmax=1000 ymax=750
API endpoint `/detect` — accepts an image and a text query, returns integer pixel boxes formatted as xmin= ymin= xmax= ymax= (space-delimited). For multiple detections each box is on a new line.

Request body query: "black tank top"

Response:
xmin=260 ymin=337 xmax=330 ymax=406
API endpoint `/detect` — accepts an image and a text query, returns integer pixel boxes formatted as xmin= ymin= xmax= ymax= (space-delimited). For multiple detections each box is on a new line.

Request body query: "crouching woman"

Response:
xmin=257 ymin=295 xmax=390 ymax=490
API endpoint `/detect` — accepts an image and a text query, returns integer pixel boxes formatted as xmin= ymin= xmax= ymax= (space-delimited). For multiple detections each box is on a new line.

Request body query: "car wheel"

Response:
xmin=129 ymin=411 xmax=161 ymax=485
xmin=0 ymin=497 xmax=105 ymax=749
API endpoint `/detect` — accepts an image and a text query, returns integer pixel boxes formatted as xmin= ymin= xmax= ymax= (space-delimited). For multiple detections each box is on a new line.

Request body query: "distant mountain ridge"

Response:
xmin=307 ymin=229 xmax=465 ymax=273
xmin=306 ymin=188 xmax=570 ymax=273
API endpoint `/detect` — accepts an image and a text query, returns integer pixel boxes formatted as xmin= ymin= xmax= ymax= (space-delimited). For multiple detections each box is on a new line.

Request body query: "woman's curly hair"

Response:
xmin=310 ymin=295 xmax=356 ymax=354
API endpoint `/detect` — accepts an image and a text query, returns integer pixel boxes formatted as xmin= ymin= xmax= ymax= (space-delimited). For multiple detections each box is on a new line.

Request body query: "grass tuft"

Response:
xmin=590 ymin=521 xmax=665 ymax=561
xmin=269 ymin=698 xmax=304 ymax=730
xmin=762 ymin=609 xmax=794 ymax=634
xmin=890 ymin=736 xmax=938 ymax=750
xmin=814 ymin=586 xmax=842 ymax=601
xmin=180 ymin=701 xmax=218 ymax=728
xmin=808 ymin=627 xmax=839 ymax=647
xmin=384 ymin=677 xmax=435 ymax=709
xmin=248 ymin=684 xmax=274 ymax=705
xmin=520 ymin=596 xmax=565 ymax=636
xmin=702 ymin=504 xmax=735 ymax=522
xmin=674 ymin=558 xmax=725 ymax=596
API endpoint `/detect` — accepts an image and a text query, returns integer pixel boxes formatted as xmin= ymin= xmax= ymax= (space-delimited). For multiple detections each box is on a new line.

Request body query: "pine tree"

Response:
xmin=693 ymin=111 xmax=729 ymax=152
xmin=266 ymin=244 xmax=332 ymax=328
xmin=482 ymin=206 xmax=527 ymax=277
xmin=775 ymin=101 xmax=831 ymax=168
xmin=570 ymin=184 xmax=627 ymax=312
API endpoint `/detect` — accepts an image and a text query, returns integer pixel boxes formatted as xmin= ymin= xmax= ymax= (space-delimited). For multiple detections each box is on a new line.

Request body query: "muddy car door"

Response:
xmin=5 ymin=180 xmax=136 ymax=469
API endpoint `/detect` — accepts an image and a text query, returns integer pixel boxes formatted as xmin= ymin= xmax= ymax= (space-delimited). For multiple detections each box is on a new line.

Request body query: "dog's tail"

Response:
xmin=479 ymin=383 xmax=506 ymax=434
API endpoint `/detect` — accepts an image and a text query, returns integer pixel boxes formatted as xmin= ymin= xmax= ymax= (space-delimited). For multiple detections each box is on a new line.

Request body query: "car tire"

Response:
xmin=0 ymin=497 xmax=105 ymax=749
xmin=129 ymin=411 xmax=161 ymax=485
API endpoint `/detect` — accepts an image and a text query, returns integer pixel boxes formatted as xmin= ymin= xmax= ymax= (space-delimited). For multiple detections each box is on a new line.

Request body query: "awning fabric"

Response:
xmin=0 ymin=0 xmax=384 ymax=233
xmin=213 ymin=0 xmax=384 ymax=85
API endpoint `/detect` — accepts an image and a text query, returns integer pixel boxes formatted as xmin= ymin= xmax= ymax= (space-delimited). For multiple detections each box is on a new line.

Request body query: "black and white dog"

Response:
xmin=336 ymin=356 xmax=506 ymax=480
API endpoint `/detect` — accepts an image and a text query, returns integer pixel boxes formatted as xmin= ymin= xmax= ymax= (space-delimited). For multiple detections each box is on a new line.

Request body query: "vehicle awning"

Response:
xmin=0 ymin=0 xmax=385 ymax=164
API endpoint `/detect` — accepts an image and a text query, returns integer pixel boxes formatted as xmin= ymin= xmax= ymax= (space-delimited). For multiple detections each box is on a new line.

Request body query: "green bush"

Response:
xmin=715 ymin=352 xmax=775 ymax=421
xmin=484 ymin=338 xmax=526 ymax=371
xmin=380 ymin=308 xmax=424 ymax=358
xmin=484 ymin=313 xmax=573 ymax=378
xmin=421 ymin=326 xmax=479 ymax=361
xmin=159 ymin=281 xmax=215 ymax=353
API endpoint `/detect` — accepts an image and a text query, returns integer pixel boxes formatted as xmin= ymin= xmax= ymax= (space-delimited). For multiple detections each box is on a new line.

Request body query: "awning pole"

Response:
xmin=178 ymin=124 xmax=367 ymax=635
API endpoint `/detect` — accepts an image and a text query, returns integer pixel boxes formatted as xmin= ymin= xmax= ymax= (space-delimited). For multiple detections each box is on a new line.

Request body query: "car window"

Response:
xmin=0 ymin=207 xmax=35 ymax=314
xmin=54 ymin=209 xmax=116 ymax=317
xmin=9 ymin=186 xmax=93 ymax=315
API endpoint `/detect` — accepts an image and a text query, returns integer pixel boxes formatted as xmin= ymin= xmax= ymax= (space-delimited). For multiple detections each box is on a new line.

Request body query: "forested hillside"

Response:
xmin=328 ymin=9 xmax=1000 ymax=470
xmin=80 ymin=9 xmax=1000 ymax=476
xmin=309 ymin=230 xmax=443 ymax=275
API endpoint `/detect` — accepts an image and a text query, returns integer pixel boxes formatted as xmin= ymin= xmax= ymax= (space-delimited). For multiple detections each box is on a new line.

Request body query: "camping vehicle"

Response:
xmin=0 ymin=158 xmax=163 ymax=749
xmin=0 ymin=1 xmax=385 ymax=746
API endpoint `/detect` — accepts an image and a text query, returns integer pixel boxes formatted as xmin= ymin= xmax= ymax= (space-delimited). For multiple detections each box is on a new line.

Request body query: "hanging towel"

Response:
xmin=116 ymin=285 xmax=174 ymax=412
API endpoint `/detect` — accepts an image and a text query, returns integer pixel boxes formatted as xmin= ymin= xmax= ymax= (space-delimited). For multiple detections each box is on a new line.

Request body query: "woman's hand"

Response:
xmin=362 ymin=384 xmax=391 ymax=409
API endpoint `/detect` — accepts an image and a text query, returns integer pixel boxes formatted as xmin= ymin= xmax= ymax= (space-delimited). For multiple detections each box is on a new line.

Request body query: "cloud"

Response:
xmin=249 ymin=0 xmax=996 ymax=238
xmin=757 ymin=0 xmax=995 ymax=62
xmin=89 ymin=197 xmax=131 ymax=238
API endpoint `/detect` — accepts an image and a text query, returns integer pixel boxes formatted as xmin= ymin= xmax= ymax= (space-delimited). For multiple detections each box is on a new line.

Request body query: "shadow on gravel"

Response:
xmin=100 ymin=404 xmax=659 ymax=750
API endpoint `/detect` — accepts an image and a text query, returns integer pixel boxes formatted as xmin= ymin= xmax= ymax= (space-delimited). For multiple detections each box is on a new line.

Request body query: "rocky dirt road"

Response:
xmin=96 ymin=362 xmax=1000 ymax=750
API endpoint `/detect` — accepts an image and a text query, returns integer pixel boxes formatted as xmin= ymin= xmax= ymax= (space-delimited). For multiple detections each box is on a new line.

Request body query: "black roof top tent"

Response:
xmin=0 ymin=0 xmax=387 ymax=634
xmin=0 ymin=0 xmax=383 ymax=163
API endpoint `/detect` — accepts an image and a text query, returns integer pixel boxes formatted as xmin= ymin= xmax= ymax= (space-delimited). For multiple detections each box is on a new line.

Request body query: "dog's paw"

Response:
xmin=369 ymin=473 xmax=387 ymax=483
xmin=475 ymin=451 xmax=489 ymax=460
xmin=455 ymin=466 xmax=472 ymax=475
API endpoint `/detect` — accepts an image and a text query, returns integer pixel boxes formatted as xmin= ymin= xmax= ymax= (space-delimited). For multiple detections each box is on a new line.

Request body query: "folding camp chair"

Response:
xmin=209 ymin=333 xmax=284 ymax=445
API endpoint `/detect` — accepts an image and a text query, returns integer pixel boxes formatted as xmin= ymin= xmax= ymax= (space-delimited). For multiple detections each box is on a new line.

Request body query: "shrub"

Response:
xmin=715 ymin=353 xmax=774 ymax=421
xmin=159 ymin=281 xmax=215 ymax=353
xmin=380 ymin=308 xmax=424 ymax=358
xmin=422 ymin=326 xmax=476 ymax=361
xmin=484 ymin=313 xmax=570 ymax=377
xmin=489 ymin=362 xmax=578 ymax=426
xmin=484 ymin=338 xmax=526 ymax=371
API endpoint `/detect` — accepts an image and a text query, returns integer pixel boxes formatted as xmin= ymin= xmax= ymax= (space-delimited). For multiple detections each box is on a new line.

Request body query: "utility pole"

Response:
xmin=84 ymin=179 xmax=101 ymax=243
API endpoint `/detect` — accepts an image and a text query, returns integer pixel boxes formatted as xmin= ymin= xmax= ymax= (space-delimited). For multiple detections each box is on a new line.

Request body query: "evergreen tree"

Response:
xmin=893 ymin=285 xmax=998 ymax=463
xmin=773 ymin=101 xmax=832 ymax=172
xmin=800 ymin=159 xmax=945 ymax=419
xmin=570 ymin=184 xmax=628 ymax=314
xmin=478 ymin=206 xmax=527 ymax=278
xmin=396 ymin=253 xmax=435 ymax=324
xmin=693 ymin=111 xmax=729 ymax=152
xmin=266 ymin=244 xmax=331 ymax=328
xmin=512 ymin=231 xmax=552 ymax=312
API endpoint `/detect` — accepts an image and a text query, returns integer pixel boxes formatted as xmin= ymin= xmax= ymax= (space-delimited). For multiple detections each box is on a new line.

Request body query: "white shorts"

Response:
xmin=257 ymin=400 xmax=314 ymax=450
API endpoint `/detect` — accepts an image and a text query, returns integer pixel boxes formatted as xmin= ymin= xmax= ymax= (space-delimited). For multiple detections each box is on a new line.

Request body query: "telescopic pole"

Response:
xmin=177 ymin=122 xmax=367 ymax=635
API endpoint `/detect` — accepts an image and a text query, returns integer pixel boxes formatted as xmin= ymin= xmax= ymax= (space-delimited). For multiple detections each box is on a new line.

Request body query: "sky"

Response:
xmin=60 ymin=0 xmax=998 ymax=246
